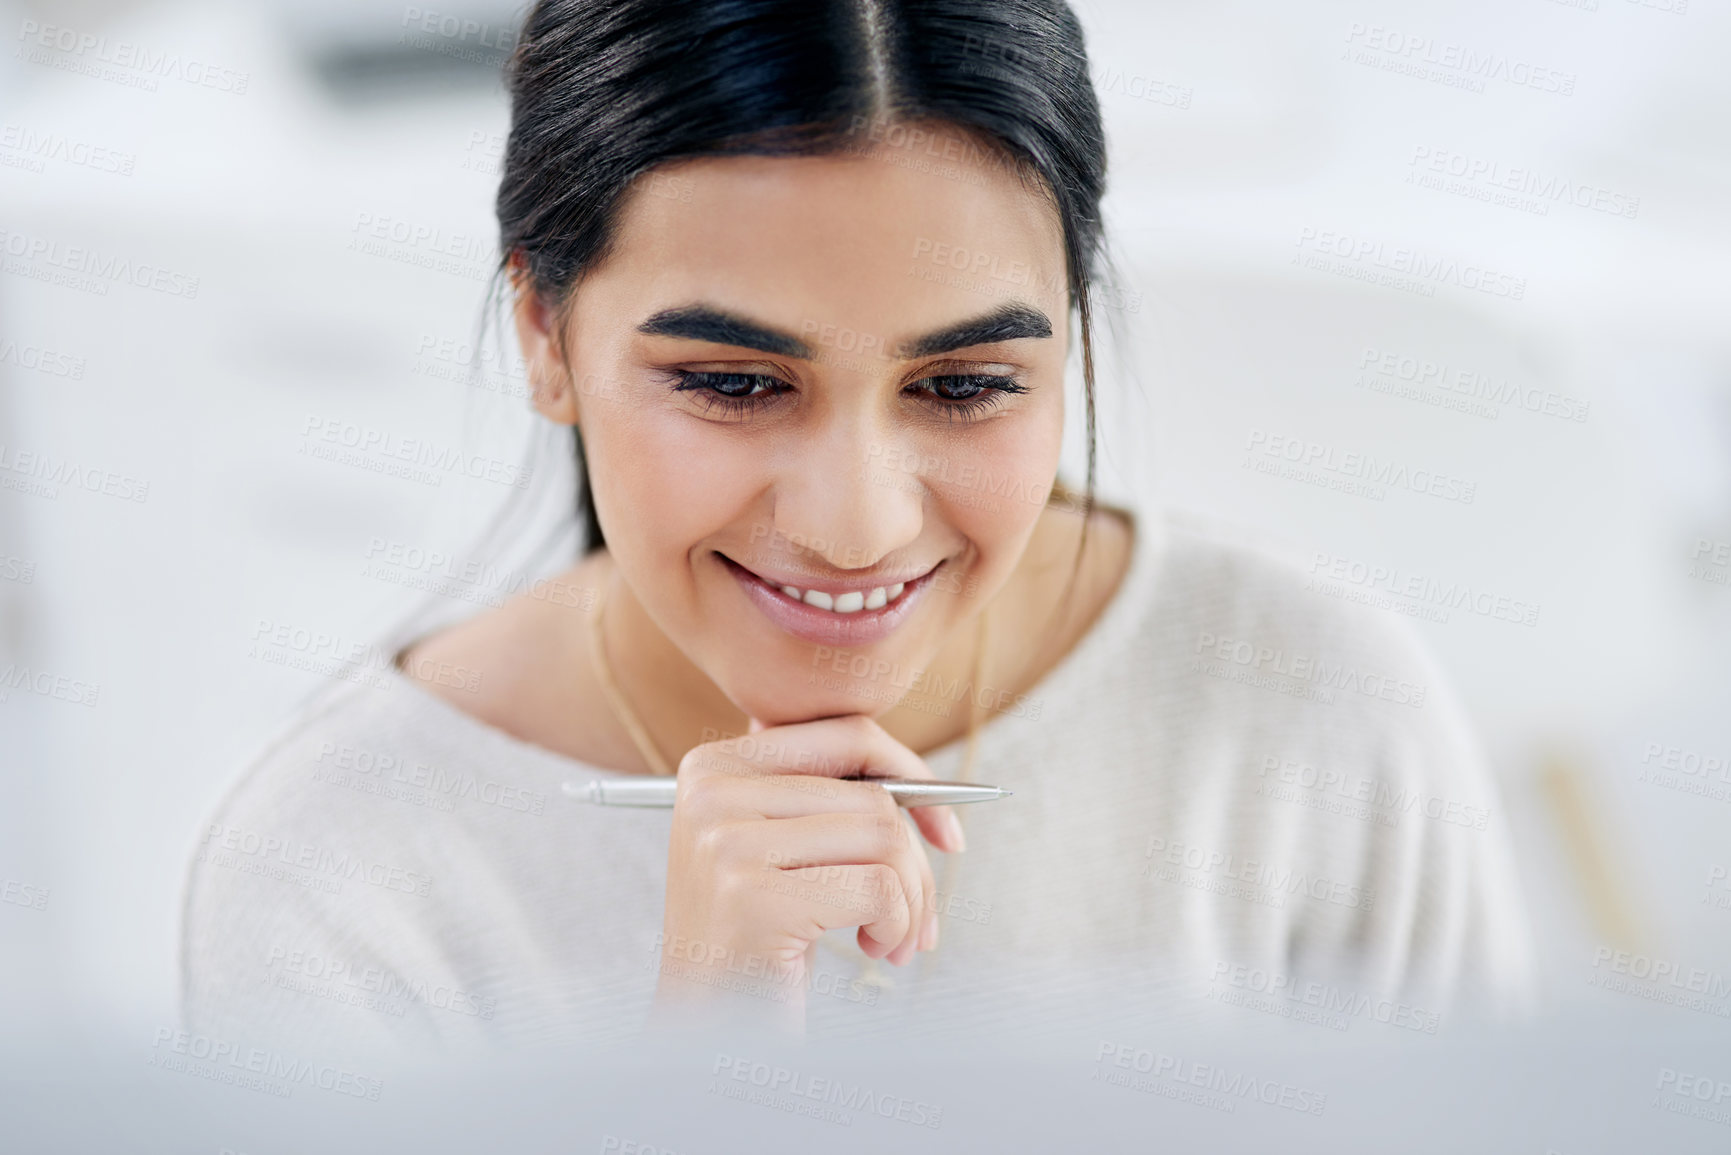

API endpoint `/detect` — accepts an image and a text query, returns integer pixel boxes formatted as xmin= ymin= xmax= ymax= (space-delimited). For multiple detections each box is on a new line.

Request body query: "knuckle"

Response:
xmin=688 ymin=824 xmax=725 ymax=866
xmin=712 ymin=864 xmax=764 ymax=915
xmin=679 ymin=772 xmax=729 ymax=813
xmin=840 ymin=713 xmax=878 ymax=744
xmin=689 ymin=820 xmax=744 ymax=868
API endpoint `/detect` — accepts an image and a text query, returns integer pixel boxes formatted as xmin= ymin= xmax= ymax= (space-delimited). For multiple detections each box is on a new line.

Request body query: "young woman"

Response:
xmin=183 ymin=0 xmax=1534 ymax=1050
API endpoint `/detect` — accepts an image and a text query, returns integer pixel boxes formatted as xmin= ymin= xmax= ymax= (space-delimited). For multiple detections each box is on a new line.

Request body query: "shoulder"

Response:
xmin=189 ymin=676 xmax=480 ymax=859
xmin=1146 ymin=512 xmax=1455 ymax=737
xmin=177 ymin=676 xmax=558 ymax=1050
xmin=1135 ymin=509 xmax=1495 ymax=813
xmin=1128 ymin=510 xmax=1536 ymax=1008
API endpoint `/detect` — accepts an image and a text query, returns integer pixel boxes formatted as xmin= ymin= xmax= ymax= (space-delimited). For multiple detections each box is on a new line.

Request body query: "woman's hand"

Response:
xmin=653 ymin=714 xmax=966 ymax=1027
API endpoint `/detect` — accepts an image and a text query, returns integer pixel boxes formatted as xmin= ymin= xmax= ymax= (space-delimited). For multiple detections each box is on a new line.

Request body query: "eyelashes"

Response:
xmin=667 ymin=370 xmax=1028 ymax=423
xmin=667 ymin=371 xmax=781 ymax=419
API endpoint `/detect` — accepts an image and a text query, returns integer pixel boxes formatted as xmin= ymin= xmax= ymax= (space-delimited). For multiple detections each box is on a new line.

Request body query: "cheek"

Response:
xmin=915 ymin=400 xmax=1064 ymax=557
xmin=583 ymin=403 xmax=767 ymax=564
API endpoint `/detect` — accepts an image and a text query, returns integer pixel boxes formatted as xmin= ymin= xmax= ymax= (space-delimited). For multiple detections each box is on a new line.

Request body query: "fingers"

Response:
xmin=774 ymin=814 xmax=931 ymax=965
xmin=690 ymin=715 xmax=966 ymax=854
xmin=737 ymin=807 xmax=935 ymax=966
xmin=667 ymin=714 xmax=961 ymax=971
xmin=675 ymin=765 xmax=883 ymax=820
xmin=738 ymin=714 xmax=931 ymax=781
xmin=674 ymin=767 xmax=958 ymax=838
xmin=769 ymin=863 xmax=912 ymax=956
xmin=907 ymin=801 xmax=966 ymax=858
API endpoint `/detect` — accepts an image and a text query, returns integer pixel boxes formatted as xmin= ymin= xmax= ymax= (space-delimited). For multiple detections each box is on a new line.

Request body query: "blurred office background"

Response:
xmin=1 ymin=0 xmax=1729 ymax=1140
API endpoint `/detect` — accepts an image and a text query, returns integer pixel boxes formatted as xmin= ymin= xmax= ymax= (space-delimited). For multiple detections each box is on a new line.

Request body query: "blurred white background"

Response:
xmin=1 ymin=0 xmax=1729 ymax=1134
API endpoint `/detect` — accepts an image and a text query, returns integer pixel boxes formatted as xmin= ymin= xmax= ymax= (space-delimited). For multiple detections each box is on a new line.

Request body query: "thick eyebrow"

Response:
xmin=898 ymin=303 xmax=1054 ymax=358
xmin=636 ymin=300 xmax=1054 ymax=362
xmin=637 ymin=306 xmax=810 ymax=358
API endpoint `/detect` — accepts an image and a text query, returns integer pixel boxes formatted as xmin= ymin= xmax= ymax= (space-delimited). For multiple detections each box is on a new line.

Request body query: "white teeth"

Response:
xmin=771 ymin=577 xmax=913 ymax=613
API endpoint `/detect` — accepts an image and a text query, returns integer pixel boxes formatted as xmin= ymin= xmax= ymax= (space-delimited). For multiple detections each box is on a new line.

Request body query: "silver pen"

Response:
xmin=563 ymin=776 xmax=1011 ymax=808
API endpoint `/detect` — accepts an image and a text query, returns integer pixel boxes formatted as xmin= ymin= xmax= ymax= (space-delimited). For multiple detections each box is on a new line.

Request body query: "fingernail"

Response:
xmin=945 ymin=810 xmax=966 ymax=852
xmin=923 ymin=910 xmax=940 ymax=951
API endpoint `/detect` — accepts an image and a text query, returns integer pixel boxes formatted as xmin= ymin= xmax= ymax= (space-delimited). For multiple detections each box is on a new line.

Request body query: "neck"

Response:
xmin=597 ymin=561 xmax=749 ymax=768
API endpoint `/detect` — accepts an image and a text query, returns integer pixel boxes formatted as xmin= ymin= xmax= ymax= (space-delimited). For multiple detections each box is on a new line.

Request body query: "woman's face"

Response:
xmin=517 ymin=125 xmax=1070 ymax=726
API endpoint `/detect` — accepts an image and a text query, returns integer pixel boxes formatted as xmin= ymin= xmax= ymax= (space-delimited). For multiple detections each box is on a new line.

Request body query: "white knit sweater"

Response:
xmin=181 ymin=509 xmax=1535 ymax=1054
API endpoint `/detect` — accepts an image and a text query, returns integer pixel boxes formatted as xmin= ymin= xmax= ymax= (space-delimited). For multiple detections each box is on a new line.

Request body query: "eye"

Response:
xmin=908 ymin=374 xmax=1028 ymax=422
xmin=668 ymin=370 xmax=791 ymax=418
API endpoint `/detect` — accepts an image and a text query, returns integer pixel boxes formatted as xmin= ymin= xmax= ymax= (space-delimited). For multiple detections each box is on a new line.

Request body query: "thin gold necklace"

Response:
xmin=586 ymin=575 xmax=677 ymax=777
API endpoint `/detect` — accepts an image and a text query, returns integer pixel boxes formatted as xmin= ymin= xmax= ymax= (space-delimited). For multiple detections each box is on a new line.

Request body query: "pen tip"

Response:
xmin=999 ymin=789 xmax=1013 ymax=797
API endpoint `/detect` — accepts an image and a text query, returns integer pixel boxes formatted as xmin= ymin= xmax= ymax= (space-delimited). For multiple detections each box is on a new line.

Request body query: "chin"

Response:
xmin=697 ymin=594 xmax=946 ymax=726
xmin=724 ymin=670 xmax=888 ymax=728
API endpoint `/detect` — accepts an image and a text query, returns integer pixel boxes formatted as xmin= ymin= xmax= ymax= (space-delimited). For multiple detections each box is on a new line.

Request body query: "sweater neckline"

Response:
xmin=383 ymin=501 xmax=1165 ymax=781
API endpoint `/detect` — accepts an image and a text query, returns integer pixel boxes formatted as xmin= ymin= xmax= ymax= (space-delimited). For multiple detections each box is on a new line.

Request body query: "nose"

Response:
xmin=772 ymin=422 xmax=924 ymax=572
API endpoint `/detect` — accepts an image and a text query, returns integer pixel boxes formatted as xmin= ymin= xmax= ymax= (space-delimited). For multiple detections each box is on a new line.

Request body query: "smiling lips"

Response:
xmin=719 ymin=552 xmax=939 ymax=645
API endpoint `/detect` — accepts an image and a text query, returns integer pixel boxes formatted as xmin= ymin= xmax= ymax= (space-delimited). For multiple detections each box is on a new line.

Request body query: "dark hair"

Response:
xmin=496 ymin=0 xmax=1107 ymax=555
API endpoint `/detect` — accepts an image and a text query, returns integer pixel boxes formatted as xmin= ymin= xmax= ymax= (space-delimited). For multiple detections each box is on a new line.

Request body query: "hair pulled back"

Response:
xmin=496 ymin=0 xmax=1108 ymax=551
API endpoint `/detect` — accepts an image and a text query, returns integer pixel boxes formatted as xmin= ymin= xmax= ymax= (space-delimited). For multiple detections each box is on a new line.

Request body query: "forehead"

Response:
xmin=585 ymin=135 xmax=1070 ymax=340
